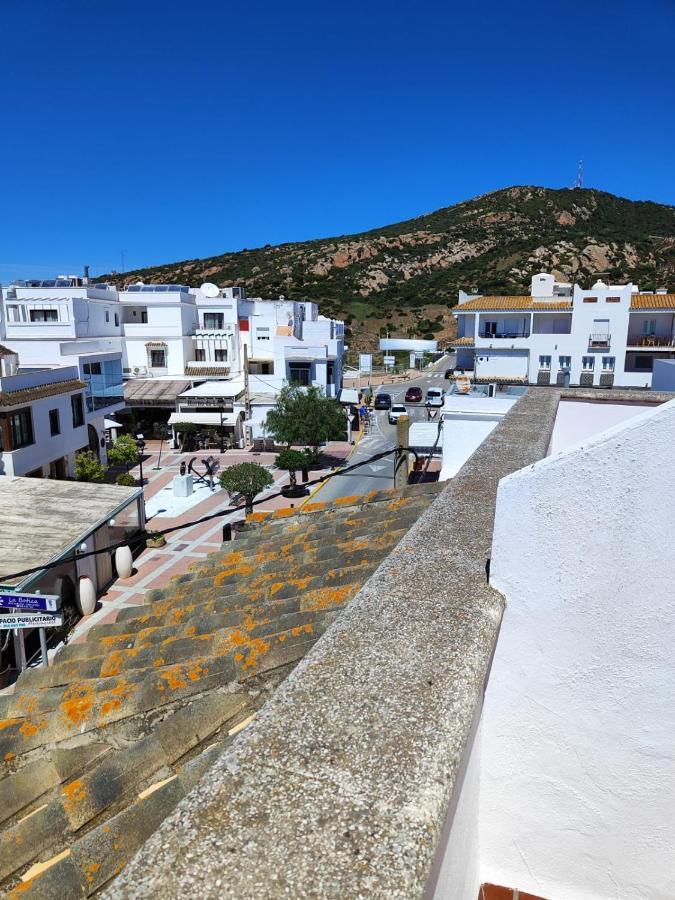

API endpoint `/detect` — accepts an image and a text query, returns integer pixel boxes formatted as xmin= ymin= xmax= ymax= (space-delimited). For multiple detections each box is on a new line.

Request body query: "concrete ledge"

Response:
xmin=105 ymin=390 xmax=563 ymax=899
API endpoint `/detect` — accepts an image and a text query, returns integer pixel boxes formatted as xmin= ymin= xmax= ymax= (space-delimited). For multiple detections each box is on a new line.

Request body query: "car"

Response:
xmin=444 ymin=368 xmax=454 ymax=379
xmin=425 ymin=388 xmax=445 ymax=407
xmin=388 ymin=403 xmax=408 ymax=424
xmin=374 ymin=393 xmax=392 ymax=410
xmin=405 ymin=386 xmax=423 ymax=403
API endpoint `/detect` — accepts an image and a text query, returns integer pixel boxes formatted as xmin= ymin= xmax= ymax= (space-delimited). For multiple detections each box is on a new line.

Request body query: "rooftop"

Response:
xmin=0 ymin=485 xmax=442 ymax=895
xmin=455 ymin=293 xmax=675 ymax=312
xmin=0 ymin=478 xmax=141 ymax=589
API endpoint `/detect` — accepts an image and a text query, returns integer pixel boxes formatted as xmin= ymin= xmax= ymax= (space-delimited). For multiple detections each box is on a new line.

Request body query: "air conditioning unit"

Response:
xmin=133 ymin=367 xmax=140 ymax=374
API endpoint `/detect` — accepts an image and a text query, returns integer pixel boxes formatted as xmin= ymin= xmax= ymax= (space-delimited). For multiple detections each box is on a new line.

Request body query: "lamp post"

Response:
xmin=219 ymin=406 xmax=224 ymax=454
xmin=136 ymin=433 xmax=146 ymax=492
xmin=153 ymin=425 xmax=171 ymax=470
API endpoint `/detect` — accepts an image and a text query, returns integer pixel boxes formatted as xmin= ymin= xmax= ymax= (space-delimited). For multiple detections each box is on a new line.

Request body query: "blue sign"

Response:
xmin=0 ymin=592 xmax=60 ymax=612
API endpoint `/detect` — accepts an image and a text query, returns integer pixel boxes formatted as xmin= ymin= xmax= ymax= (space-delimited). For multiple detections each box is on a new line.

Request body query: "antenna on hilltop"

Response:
xmin=573 ymin=159 xmax=584 ymax=189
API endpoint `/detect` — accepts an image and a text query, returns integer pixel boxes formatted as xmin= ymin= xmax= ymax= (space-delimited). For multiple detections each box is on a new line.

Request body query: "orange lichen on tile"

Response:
xmin=61 ymin=778 xmax=88 ymax=815
xmin=83 ymin=861 xmax=101 ymax=884
xmin=214 ymin=563 xmax=254 ymax=586
xmin=302 ymin=501 xmax=326 ymax=512
xmin=100 ymin=650 xmax=126 ymax=678
xmin=302 ymin=584 xmax=356 ymax=611
xmin=18 ymin=718 xmax=47 ymax=739
xmin=59 ymin=682 xmax=95 ymax=728
xmin=334 ymin=495 xmax=361 ymax=506
xmin=239 ymin=637 xmax=271 ymax=671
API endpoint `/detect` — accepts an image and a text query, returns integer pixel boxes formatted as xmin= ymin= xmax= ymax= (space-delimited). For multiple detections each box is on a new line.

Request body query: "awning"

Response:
xmin=338 ymin=388 xmax=359 ymax=405
xmin=168 ymin=412 xmax=239 ymax=427
xmin=124 ymin=379 xmax=190 ymax=406
xmin=408 ymin=422 xmax=443 ymax=453
xmin=104 ymin=418 xmax=121 ymax=429
xmin=179 ymin=380 xmax=245 ymax=398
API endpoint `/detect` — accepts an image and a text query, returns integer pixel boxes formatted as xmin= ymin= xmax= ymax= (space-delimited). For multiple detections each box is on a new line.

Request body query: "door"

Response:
xmin=484 ymin=320 xmax=497 ymax=337
xmin=94 ymin=525 xmax=113 ymax=591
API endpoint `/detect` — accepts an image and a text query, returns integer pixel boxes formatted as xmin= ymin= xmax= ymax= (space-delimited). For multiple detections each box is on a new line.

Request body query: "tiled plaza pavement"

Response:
xmin=68 ymin=441 xmax=355 ymax=644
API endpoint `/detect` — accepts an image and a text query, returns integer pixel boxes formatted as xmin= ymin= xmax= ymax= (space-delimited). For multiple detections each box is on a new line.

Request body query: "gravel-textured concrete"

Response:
xmin=105 ymin=387 xmax=657 ymax=899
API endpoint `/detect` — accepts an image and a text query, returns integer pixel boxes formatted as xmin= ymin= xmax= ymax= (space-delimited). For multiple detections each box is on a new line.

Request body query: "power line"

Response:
xmin=0 ymin=446 xmax=423 ymax=585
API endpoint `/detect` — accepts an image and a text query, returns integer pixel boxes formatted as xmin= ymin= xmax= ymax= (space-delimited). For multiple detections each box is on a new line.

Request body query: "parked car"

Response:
xmin=425 ymin=388 xmax=445 ymax=407
xmin=374 ymin=393 xmax=392 ymax=410
xmin=405 ymin=386 xmax=423 ymax=403
xmin=388 ymin=403 xmax=408 ymax=425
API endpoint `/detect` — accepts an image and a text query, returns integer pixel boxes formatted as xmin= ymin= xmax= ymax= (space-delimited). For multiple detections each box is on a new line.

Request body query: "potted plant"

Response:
xmin=275 ymin=448 xmax=310 ymax=498
xmin=146 ymin=531 xmax=167 ymax=549
xmin=219 ymin=462 xmax=274 ymax=516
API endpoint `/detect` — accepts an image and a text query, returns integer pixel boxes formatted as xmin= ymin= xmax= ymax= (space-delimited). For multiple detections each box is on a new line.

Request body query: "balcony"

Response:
xmin=478 ymin=330 xmax=530 ymax=339
xmin=588 ymin=333 xmax=611 ymax=350
xmin=626 ymin=334 xmax=675 ymax=349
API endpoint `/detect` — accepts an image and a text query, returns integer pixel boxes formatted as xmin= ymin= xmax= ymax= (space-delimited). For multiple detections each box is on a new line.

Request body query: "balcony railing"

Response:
xmin=588 ymin=333 xmax=611 ymax=349
xmin=478 ymin=330 xmax=530 ymax=339
xmin=627 ymin=334 xmax=675 ymax=348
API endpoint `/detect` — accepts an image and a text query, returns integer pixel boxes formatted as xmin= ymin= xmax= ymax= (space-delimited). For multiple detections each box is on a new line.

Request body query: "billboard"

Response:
xmin=358 ymin=353 xmax=372 ymax=374
xmin=379 ymin=338 xmax=438 ymax=352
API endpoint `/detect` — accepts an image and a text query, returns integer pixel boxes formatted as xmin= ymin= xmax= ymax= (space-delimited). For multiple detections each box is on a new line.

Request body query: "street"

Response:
xmin=316 ymin=353 xmax=454 ymax=502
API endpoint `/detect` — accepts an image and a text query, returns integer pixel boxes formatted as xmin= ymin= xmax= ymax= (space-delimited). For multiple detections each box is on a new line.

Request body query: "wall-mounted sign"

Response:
xmin=0 ymin=592 xmax=60 ymax=612
xmin=383 ymin=355 xmax=395 ymax=366
xmin=0 ymin=612 xmax=64 ymax=630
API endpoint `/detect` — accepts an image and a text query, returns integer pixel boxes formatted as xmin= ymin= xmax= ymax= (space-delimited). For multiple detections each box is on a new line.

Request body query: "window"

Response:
xmin=6 ymin=305 xmax=21 ymax=322
xmin=114 ymin=313 xmax=119 ymax=327
xmin=29 ymin=308 xmax=58 ymax=322
xmin=634 ymin=355 xmax=653 ymax=371
xmin=203 ymin=313 xmax=224 ymax=330
xmin=583 ymin=296 xmax=598 ymax=303
xmin=49 ymin=408 xmax=60 ymax=436
xmin=83 ymin=362 xmax=102 ymax=375
xmin=606 ymin=296 xmax=621 ymax=303
xmin=141 ymin=311 xmax=148 ymax=323
xmin=538 ymin=355 xmax=551 ymax=369
xmin=9 ymin=408 xmax=34 ymax=449
xmin=288 ymin=362 xmax=311 ymax=386
xmin=71 ymin=394 xmax=85 ymax=428
xmin=602 ymin=357 xmax=615 ymax=371
xmin=105 ymin=311 xmax=110 ymax=323
xmin=582 ymin=356 xmax=595 ymax=370
xmin=150 ymin=350 xmax=166 ymax=368
xmin=327 ymin=361 xmax=335 ymax=384
xmin=558 ymin=356 xmax=571 ymax=369
xmin=214 ymin=348 xmax=227 ymax=362
xmin=194 ymin=349 xmax=206 ymax=362
xmin=255 ymin=327 xmax=271 ymax=341
xmin=642 ymin=319 xmax=657 ymax=335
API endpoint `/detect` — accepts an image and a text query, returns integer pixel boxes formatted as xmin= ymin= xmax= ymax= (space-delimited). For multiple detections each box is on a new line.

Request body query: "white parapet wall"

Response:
xmin=481 ymin=398 xmax=675 ymax=899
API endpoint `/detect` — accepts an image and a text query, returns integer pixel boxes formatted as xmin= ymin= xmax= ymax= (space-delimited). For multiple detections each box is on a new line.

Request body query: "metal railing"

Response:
xmin=478 ymin=330 xmax=530 ymax=339
xmin=626 ymin=335 xmax=675 ymax=348
xmin=588 ymin=333 xmax=611 ymax=348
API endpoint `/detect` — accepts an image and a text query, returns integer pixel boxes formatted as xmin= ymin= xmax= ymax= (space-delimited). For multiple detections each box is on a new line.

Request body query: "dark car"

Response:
xmin=374 ymin=393 xmax=392 ymax=410
xmin=405 ymin=386 xmax=423 ymax=403
xmin=444 ymin=368 xmax=456 ymax=379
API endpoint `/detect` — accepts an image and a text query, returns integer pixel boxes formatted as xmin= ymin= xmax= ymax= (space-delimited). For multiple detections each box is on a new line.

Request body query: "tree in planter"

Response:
xmin=264 ymin=385 xmax=346 ymax=463
xmin=74 ymin=450 xmax=106 ymax=483
xmin=172 ymin=421 xmax=198 ymax=452
xmin=107 ymin=434 xmax=139 ymax=472
xmin=115 ymin=472 xmax=136 ymax=487
xmin=275 ymin=448 xmax=308 ymax=492
xmin=219 ymin=462 xmax=273 ymax=515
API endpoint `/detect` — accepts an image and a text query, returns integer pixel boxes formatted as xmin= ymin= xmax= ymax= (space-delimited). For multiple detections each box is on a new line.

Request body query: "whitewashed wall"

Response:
xmin=481 ymin=398 xmax=675 ymax=900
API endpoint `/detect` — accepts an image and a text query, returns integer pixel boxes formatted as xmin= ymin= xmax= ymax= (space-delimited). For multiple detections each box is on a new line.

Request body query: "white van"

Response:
xmin=425 ymin=387 xmax=445 ymax=408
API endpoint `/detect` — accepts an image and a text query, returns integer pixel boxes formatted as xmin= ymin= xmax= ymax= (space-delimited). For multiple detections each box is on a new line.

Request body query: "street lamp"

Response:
xmin=218 ymin=406 xmax=224 ymax=454
xmin=136 ymin=433 xmax=146 ymax=491
xmin=153 ymin=425 xmax=171 ymax=471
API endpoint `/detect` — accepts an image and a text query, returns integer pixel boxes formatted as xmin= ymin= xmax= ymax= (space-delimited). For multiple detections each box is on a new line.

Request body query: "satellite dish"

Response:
xmin=201 ymin=282 xmax=219 ymax=298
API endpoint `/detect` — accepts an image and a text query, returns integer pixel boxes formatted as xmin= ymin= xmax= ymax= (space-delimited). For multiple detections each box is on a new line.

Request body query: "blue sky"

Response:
xmin=2 ymin=0 xmax=674 ymax=282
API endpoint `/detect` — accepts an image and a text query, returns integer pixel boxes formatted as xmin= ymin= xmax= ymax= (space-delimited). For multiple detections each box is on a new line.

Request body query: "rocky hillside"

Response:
xmin=99 ymin=186 xmax=675 ymax=348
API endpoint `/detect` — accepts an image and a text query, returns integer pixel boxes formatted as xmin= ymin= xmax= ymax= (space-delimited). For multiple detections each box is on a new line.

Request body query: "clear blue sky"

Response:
xmin=2 ymin=0 xmax=674 ymax=282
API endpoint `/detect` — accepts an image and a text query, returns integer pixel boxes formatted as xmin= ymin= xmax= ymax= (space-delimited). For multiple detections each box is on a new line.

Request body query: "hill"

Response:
xmin=98 ymin=186 xmax=675 ymax=350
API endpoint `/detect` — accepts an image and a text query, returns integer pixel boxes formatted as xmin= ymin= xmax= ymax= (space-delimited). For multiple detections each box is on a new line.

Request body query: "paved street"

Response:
xmin=316 ymin=353 xmax=454 ymax=502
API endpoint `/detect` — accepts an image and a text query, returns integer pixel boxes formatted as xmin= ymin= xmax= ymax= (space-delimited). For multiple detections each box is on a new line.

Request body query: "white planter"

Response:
xmin=77 ymin=576 xmax=96 ymax=616
xmin=115 ymin=545 xmax=133 ymax=579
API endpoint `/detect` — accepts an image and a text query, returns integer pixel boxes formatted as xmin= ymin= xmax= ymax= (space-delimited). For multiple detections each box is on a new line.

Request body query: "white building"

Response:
xmin=0 ymin=276 xmax=126 ymax=463
xmin=453 ymin=271 xmax=675 ymax=389
xmin=0 ymin=346 xmax=89 ymax=477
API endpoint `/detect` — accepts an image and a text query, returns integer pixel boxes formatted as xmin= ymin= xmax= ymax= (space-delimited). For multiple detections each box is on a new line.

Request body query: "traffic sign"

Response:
xmin=0 ymin=592 xmax=60 ymax=612
xmin=0 ymin=612 xmax=63 ymax=630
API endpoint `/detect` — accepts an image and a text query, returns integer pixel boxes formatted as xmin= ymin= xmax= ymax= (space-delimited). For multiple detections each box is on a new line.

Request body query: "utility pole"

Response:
xmin=394 ymin=414 xmax=410 ymax=489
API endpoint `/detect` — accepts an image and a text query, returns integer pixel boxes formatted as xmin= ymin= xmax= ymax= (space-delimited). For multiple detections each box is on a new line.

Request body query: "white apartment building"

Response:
xmin=0 ymin=346 xmax=89 ymax=477
xmin=0 ymin=276 xmax=126 ymax=463
xmin=453 ymin=271 xmax=675 ymax=389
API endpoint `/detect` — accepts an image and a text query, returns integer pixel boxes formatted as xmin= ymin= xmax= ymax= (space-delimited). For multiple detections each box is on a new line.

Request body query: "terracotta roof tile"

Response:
xmin=0 ymin=379 xmax=85 ymax=408
xmin=455 ymin=296 xmax=572 ymax=311
xmin=629 ymin=294 xmax=675 ymax=309
xmin=0 ymin=483 xmax=444 ymax=895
